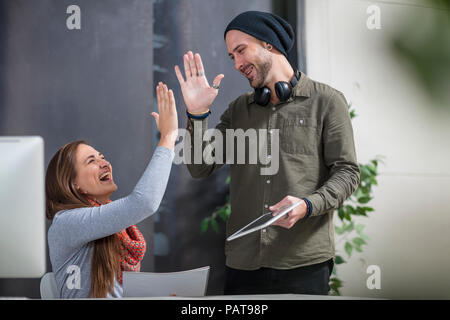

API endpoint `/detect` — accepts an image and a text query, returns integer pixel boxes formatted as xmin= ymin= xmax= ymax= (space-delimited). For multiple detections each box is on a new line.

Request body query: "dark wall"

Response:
xmin=0 ymin=0 xmax=154 ymax=298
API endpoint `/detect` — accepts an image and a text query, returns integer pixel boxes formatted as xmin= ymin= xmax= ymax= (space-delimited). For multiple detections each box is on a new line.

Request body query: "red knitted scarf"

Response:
xmin=88 ymin=198 xmax=146 ymax=284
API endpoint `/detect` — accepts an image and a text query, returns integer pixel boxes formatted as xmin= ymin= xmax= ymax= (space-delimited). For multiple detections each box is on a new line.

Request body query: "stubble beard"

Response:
xmin=249 ymin=56 xmax=273 ymax=89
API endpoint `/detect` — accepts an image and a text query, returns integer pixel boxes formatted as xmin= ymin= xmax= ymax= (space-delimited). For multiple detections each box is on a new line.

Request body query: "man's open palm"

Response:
xmin=174 ymin=51 xmax=224 ymax=114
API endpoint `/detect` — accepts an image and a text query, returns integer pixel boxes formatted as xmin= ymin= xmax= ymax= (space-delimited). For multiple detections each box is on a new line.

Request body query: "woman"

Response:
xmin=46 ymin=83 xmax=178 ymax=298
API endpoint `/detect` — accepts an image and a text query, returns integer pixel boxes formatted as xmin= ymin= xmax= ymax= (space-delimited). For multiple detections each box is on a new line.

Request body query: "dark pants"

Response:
xmin=224 ymin=259 xmax=334 ymax=296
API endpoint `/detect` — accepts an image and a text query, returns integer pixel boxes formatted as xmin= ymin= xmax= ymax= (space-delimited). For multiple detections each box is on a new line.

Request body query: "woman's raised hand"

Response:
xmin=174 ymin=51 xmax=224 ymax=114
xmin=152 ymin=82 xmax=178 ymax=150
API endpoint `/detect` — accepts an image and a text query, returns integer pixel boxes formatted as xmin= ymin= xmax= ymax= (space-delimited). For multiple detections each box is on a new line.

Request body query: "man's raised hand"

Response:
xmin=174 ymin=51 xmax=224 ymax=114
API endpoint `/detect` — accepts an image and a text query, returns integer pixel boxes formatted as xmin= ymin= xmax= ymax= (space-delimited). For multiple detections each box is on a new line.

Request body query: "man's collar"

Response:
xmin=247 ymin=70 xmax=311 ymax=105
xmin=293 ymin=70 xmax=312 ymax=98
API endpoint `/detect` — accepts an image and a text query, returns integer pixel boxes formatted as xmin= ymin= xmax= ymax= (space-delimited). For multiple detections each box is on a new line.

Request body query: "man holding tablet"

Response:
xmin=175 ymin=11 xmax=360 ymax=295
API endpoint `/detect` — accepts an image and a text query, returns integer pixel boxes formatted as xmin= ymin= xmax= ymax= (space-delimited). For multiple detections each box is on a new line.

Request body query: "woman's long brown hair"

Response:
xmin=45 ymin=140 xmax=122 ymax=298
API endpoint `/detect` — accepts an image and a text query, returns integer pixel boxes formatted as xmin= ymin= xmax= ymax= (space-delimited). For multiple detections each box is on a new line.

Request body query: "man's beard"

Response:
xmin=249 ymin=58 xmax=272 ymax=89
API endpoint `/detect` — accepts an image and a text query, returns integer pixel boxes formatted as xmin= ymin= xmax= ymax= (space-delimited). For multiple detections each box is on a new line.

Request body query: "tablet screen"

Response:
xmin=237 ymin=212 xmax=274 ymax=232
xmin=227 ymin=201 xmax=302 ymax=241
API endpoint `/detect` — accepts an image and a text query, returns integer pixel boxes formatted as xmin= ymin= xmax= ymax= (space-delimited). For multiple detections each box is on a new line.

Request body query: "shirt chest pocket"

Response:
xmin=279 ymin=116 xmax=318 ymax=155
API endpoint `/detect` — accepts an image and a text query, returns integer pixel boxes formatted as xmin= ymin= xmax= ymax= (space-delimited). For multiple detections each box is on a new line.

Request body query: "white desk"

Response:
xmin=122 ymin=293 xmax=377 ymax=300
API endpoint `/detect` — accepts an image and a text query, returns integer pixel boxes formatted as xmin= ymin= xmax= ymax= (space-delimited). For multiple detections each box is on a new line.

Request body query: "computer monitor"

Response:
xmin=0 ymin=136 xmax=46 ymax=278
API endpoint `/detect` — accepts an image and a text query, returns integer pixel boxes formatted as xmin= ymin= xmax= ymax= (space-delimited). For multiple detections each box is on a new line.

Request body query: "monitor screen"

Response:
xmin=0 ymin=136 xmax=46 ymax=278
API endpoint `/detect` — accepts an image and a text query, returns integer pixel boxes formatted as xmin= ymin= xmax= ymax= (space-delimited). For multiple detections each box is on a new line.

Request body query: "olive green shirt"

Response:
xmin=185 ymin=71 xmax=360 ymax=270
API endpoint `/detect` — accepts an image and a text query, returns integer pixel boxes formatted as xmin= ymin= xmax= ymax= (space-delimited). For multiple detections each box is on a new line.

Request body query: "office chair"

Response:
xmin=40 ymin=272 xmax=59 ymax=299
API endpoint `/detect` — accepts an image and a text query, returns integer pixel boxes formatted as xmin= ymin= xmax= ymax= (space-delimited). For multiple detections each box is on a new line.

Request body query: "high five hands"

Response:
xmin=174 ymin=51 xmax=224 ymax=114
xmin=151 ymin=82 xmax=179 ymax=151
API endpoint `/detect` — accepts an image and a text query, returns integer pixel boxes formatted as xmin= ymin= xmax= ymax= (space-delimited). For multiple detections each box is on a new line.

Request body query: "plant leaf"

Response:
xmin=358 ymin=196 xmax=372 ymax=204
xmin=360 ymin=233 xmax=370 ymax=242
xmin=329 ymin=277 xmax=343 ymax=296
xmin=210 ymin=218 xmax=219 ymax=233
xmin=360 ymin=166 xmax=371 ymax=179
xmin=371 ymin=159 xmax=378 ymax=167
xmin=345 ymin=205 xmax=355 ymax=215
xmin=367 ymin=163 xmax=377 ymax=175
xmin=344 ymin=221 xmax=355 ymax=232
xmin=335 ymin=225 xmax=344 ymax=235
xmin=353 ymin=187 xmax=364 ymax=199
xmin=335 ymin=255 xmax=346 ymax=265
xmin=345 ymin=211 xmax=352 ymax=221
xmin=225 ymin=204 xmax=231 ymax=218
xmin=330 ymin=277 xmax=343 ymax=287
xmin=201 ymin=218 xmax=209 ymax=233
xmin=345 ymin=242 xmax=353 ymax=257
xmin=338 ymin=207 xmax=345 ymax=221
xmin=352 ymin=237 xmax=367 ymax=246
xmin=355 ymin=224 xmax=365 ymax=233
xmin=218 ymin=208 xmax=228 ymax=221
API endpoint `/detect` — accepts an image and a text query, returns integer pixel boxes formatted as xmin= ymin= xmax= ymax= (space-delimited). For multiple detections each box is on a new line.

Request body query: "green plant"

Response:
xmin=330 ymin=155 xmax=381 ymax=295
xmin=201 ymin=103 xmax=381 ymax=296
xmin=201 ymin=176 xmax=231 ymax=233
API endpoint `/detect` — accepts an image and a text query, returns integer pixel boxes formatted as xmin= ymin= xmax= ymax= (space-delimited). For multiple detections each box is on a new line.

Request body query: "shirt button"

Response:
xmin=262 ymin=229 xmax=267 ymax=233
xmin=272 ymin=107 xmax=276 ymax=111
xmin=264 ymin=204 xmax=268 ymax=209
xmin=266 ymin=180 xmax=270 ymax=184
xmin=269 ymin=129 xmax=273 ymax=134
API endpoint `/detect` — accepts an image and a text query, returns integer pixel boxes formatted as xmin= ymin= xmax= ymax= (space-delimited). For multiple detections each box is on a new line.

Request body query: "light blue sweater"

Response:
xmin=47 ymin=146 xmax=174 ymax=299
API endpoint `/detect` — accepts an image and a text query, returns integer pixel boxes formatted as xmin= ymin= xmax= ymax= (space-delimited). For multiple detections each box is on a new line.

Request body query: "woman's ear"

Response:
xmin=73 ymin=183 xmax=86 ymax=194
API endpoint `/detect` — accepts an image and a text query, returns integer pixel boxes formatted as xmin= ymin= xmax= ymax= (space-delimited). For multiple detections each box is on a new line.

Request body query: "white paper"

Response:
xmin=123 ymin=266 xmax=210 ymax=297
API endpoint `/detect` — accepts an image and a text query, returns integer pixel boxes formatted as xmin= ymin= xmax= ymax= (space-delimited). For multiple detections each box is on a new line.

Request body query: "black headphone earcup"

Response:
xmin=275 ymin=81 xmax=292 ymax=102
xmin=254 ymin=87 xmax=271 ymax=106
xmin=254 ymin=70 xmax=299 ymax=106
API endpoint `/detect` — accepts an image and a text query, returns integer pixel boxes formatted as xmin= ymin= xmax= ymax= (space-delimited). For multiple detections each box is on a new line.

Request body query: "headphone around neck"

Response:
xmin=254 ymin=69 xmax=300 ymax=106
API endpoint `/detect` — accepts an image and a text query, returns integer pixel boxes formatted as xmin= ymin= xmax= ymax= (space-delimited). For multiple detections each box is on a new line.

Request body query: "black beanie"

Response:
xmin=224 ymin=11 xmax=294 ymax=58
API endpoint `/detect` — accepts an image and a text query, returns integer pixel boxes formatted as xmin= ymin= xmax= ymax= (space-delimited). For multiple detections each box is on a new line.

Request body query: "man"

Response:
xmin=174 ymin=11 xmax=360 ymax=295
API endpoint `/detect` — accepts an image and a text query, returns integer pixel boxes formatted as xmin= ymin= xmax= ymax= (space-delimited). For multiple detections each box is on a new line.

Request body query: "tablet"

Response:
xmin=226 ymin=200 xmax=303 ymax=241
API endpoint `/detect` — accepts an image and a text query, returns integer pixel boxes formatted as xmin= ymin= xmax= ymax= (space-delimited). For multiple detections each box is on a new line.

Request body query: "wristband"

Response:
xmin=302 ymin=198 xmax=312 ymax=218
xmin=186 ymin=110 xmax=211 ymax=120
